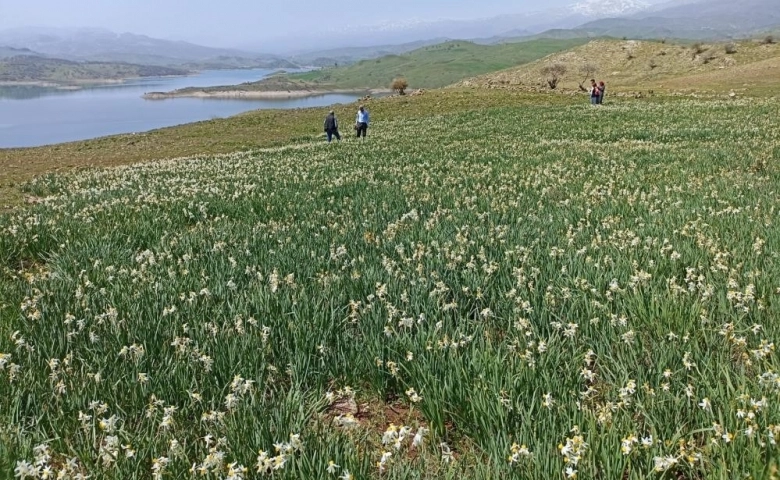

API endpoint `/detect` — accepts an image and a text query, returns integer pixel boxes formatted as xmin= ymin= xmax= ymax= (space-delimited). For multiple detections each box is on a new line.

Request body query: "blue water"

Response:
xmin=0 ymin=69 xmax=363 ymax=148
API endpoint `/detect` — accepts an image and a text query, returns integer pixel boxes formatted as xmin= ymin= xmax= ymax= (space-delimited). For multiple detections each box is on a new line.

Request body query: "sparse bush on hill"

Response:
xmin=701 ymin=50 xmax=716 ymax=64
xmin=391 ymin=77 xmax=409 ymax=95
xmin=541 ymin=63 xmax=567 ymax=90
xmin=763 ymin=35 xmax=775 ymax=45
xmin=691 ymin=43 xmax=706 ymax=59
xmin=725 ymin=43 xmax=738 ymax=54
xmin=649 ymin=59 xmax=658 ymax=69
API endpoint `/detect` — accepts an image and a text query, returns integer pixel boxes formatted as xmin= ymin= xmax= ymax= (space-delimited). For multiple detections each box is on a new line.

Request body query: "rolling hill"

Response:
xmin=149 ymin=38 xmax=591 ymax=97
xmin=0 ymin=55 xmax=188 ymax=84
xmin=289 ymin=38 xmax=590 ymax=90
xmin=0 ymin=46 xmax=43 ymax=59
xmin=453 ymin=38 xmax=780 ymax=93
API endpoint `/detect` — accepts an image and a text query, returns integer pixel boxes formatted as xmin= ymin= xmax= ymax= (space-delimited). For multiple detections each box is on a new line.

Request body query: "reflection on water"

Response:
xmin=0 ymin=85 xmax=79 ymax=100
xmin=0 ymin=69 xmax=366 ymax=148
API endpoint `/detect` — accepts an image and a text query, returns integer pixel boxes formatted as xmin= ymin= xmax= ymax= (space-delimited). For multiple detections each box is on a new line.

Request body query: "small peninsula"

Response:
xmin=142 ymin=73 xmax=372 ymax=99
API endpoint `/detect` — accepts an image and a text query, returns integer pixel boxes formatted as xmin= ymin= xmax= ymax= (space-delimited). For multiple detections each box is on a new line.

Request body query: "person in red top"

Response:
xmin=589 ymin=79 xmax=600 ymax=105
xmin=598 ymin=81 xmax=606 ymax=104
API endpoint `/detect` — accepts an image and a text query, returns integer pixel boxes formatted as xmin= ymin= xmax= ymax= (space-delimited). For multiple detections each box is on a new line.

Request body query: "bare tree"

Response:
xmin=541 ymin=63 xmax=567 ymax=90
xmin=578 ymin=63 xmax=597 ymax=92
xmin=391 ymin=77 xmax=409 ymax=95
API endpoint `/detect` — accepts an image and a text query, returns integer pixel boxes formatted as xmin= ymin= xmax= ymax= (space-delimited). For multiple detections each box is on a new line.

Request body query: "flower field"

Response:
xmin=1 ymin=96 xmax=780 ymax=479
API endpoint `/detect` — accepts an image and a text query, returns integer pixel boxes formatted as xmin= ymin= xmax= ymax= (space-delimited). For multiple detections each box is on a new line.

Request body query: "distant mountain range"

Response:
xmin=288 ymin=39 xmax=449 ymax=67
xmin=253 ymin=0 xmax=666 ymax=54
xmin=569 ymin=0 xmax=780 ymax=40
xmin=0 ymin=27 xmax=296 ymax=69
xmin=253 ymin=0 xmax=779 ymax=54
xmin=1 ymin=0 xmax=779 ymax=77
xmin=572 ymin=0 xmax=651 ymax=17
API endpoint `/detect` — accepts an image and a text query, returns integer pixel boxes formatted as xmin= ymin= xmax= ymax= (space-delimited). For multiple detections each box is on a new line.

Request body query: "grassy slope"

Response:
xmin=0 ymin=56 xmax=188 ymax=84
xmin=2 ymin=38 xmax=779 ymax=208
xmin=661 ymin=55 xmax=780 ymax=93
xmin=290 ymin=39 xmax=589 ymax=90
xmin=454 ymin=39 xmax=780 ymax=92
xmin=0 ymin=90 xmax=570 ymax=208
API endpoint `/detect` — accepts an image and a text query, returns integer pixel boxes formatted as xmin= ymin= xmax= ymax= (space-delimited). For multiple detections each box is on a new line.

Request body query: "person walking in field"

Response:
xmin=589 ymin=79 xmax=601 ymax=105
xmin=598 ymin=81 xmax=606 ymax=105
xmin=355 ymin=105 xmax=369 ymax=140
xmin=324 ymin=110 xmax=341 ymax=143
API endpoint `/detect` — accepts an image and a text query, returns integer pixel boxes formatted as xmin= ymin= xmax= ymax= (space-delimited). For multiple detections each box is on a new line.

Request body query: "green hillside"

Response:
xmin=289 ymin=38 xmax=589 ymax=89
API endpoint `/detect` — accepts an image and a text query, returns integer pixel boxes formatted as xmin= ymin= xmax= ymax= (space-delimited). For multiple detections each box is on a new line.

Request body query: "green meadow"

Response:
xmin=2 ymin=93 xmax=780 ymax=479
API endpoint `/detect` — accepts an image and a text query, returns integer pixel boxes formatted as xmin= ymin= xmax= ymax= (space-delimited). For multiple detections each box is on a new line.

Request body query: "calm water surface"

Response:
xmin=0 ymin=69 xmax=362 ymax=148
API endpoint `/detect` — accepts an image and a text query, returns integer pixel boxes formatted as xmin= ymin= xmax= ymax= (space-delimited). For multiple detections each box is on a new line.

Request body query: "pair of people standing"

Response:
xmin=589 ymin=80 xmax=606 ymax=105
xmin=323 ymin=105 xmax=370 ymax=143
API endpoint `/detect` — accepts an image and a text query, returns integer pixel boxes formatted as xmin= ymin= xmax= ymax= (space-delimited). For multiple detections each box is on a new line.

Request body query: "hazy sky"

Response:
xmin=0 ymin=0 xmax=578 ymax=46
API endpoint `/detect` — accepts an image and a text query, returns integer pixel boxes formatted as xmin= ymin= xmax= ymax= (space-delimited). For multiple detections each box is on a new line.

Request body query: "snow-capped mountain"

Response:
xmin=572 ymin=0 xmax=651 ymax=17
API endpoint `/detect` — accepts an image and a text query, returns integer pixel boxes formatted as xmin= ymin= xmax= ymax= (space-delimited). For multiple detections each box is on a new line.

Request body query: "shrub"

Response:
xmin=763 ymin=35 xmax=774 ymax=45
xmin=541 ymin=63 xmax=567 ymax=90
xmin=391 ymin=77 xmax=409 ymax=95
xmin=701 ymin=51 xmax=716 ymax=64
xmin=691 ymin=43 xmax=706 ymax=58
xmin=725 ymin=43 xmax=738 ymax=54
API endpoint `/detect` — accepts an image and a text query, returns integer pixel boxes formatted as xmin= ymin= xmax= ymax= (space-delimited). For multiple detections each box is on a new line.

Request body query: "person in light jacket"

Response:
xmin=324 ymin=110 xmax=340 ymax=143
xmin=355 ymin=105 xmax=369 ymax=140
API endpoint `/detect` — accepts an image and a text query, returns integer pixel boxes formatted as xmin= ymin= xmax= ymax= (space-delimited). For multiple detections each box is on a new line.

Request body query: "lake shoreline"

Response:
xmin=143 ymin=88 xmax=390 ymax=100
xmin=1 ymin=67 xmax=372 ymax=149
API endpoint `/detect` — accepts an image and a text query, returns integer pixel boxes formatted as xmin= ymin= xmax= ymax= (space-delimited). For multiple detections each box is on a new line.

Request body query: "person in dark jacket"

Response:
xmin=324 ymin=110 xmax=341 ymax=143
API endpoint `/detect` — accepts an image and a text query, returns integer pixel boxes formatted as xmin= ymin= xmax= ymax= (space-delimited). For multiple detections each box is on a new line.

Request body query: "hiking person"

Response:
xmin=355 ymin=105 xmax=369 ymax=140
xmin=589 ymin=80 xmax=600 ymax=105
xmin=598 ymin=81 xmax=606 ymax=104
xmin=324 ymin=110 xmax=340 ymax=143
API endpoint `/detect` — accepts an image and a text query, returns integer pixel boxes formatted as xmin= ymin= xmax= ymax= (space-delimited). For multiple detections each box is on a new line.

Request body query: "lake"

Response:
xmin=0 ymin=69 xmax=364 ymax=148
